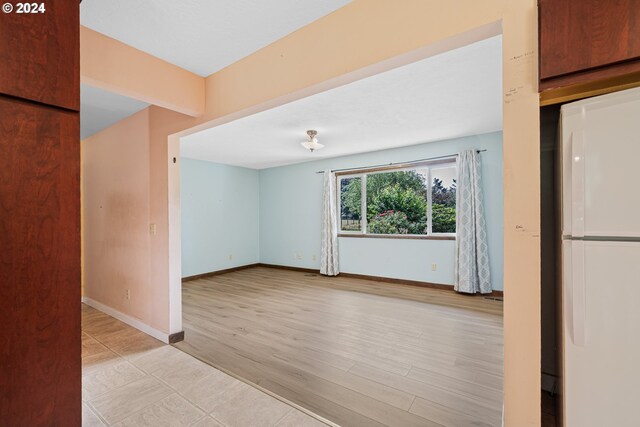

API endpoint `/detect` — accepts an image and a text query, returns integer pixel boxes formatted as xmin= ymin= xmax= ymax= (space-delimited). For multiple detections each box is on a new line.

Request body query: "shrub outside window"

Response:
xmin=337 ymin=161 xmax=456 ymax=237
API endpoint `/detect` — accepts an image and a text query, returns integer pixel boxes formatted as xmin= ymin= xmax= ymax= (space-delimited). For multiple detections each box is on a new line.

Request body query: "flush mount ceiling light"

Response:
xmin=300 ymin=130 xmax=324 ymax=152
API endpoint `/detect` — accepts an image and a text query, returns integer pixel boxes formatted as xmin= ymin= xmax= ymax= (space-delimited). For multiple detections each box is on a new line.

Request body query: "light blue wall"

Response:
xmin=180 ymin=158 xmax=260 ymax=277
xmin=259 ymin=132 xmax=504 ymax=290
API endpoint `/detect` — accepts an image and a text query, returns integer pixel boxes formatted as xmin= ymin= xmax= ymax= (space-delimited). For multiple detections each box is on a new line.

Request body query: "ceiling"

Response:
xmin=80 ymin=0 xmax=352 ymax=77
xmin=81 ymin=84 xmax=149 ymax=140
xmin=180 ymin=35 xmax=503 ymax=169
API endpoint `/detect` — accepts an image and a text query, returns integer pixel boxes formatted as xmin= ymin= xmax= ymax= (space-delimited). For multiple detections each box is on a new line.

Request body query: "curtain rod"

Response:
xmin=314 ymin=149 xmax=486 ymax=174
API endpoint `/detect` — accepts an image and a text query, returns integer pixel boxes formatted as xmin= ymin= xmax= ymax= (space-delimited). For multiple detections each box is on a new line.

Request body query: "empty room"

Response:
xmin=174 ymin=36 xmax=505 ymax=426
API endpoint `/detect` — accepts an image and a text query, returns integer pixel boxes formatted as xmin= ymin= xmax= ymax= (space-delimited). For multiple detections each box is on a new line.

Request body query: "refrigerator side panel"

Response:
xmin=560 ymin=239 xmax=571 ymax=427
xmin=556 ymin=122 xmax=565 ymax=424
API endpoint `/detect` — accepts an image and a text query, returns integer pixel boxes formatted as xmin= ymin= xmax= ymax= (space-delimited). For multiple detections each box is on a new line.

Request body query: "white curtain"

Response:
xmin=455 ymin=150 xmax=491 ymax=294
xmin=320 ymin=170 xmax=339 ymax=276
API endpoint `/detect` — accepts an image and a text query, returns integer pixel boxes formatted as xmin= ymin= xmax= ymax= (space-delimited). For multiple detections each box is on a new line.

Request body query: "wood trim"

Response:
xmin=182 ymin=263 xmax=260 ymax=282
xmin=334 ymin=158 xmax=455 ymax=177
xmin=338 ymin=271 xmax=503 ymax=297
xmin=540 ymin=65 xmax=640 ymax=106
xmin=338 ymin=233 xmax=455 ymax=241
xmin=168 ymin=331 xmax=185 ymax=344
xmin=540 ymin=72 xmax=640 ymax=107
xmin=256 ymin=263 xmax=503 ymax=297
xmin=338 ymin=271 xmax=451 ymax=290
xmin=257 ymin=263 xmax=319 ymax=274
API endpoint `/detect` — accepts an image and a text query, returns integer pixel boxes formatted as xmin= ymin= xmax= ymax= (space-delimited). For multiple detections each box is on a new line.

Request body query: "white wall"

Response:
xmin=259 ymin=132 xmax=504 ymax=290
xmin=180 ymin=158 xmax=260 ymax=277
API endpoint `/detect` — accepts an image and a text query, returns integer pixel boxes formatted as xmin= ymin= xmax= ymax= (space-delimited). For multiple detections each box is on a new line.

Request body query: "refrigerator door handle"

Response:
xmin=571 ymin=240 xmax=587 ymax=346
xmin=571 ymin=130 xmax=585 ymax=237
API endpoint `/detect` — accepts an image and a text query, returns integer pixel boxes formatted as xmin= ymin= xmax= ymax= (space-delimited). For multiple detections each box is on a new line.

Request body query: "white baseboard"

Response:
xmin=81 ymin=297 xmax=170 ymax=344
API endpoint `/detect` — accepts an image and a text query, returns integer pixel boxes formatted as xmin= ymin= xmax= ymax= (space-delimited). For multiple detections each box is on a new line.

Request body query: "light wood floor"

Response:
xmin=176 ymin=267 xmax=504 ymax=427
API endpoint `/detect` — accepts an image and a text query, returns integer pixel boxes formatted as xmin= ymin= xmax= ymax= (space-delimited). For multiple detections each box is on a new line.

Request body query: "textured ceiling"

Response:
xmin=180 ymin=36 xmax=503 ymax=169
xmin=80 ymin=0 xmax=352 ymax=76
xmin=80 ymin=84 xmax=149 ymax=140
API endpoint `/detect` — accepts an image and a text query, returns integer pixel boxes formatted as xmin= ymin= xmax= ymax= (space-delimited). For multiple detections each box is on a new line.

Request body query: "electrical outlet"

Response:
xmin=228 ymin=254 xmax=233 ymax=261
xmin=431 ymin=264 xmax=437 ymax=271
xmin=125 ymin=289 xmax=130 ymax=300
xmin=297 ymin=253 xmax=303 ymax=260
xmin=149 ymin=223 xmax=157 ymax=235
xmin=312 ymin=254 xmax=317 ymax=262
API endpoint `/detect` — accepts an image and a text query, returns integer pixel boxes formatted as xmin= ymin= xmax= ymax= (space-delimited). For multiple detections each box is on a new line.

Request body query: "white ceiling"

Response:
xmin=80 ymin=0 xmax=352 ymax=77
xmin=180 ymin=36 xmax=503 ymax=169
xmin=81 ymin=84 xmax=149 ymax=140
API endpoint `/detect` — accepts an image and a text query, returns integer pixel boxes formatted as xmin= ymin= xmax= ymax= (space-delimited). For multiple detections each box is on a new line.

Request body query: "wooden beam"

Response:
xmin=80 ymin=26 xmax=205 ymax=117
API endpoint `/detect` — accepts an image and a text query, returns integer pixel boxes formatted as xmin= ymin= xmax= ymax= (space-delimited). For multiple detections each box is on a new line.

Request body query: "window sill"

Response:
xmin=337 ymin=233 xmax=455 ymax=241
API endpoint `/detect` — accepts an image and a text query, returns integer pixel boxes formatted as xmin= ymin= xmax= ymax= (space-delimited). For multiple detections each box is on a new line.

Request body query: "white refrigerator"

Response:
xmin=560 ymin=87 xmax=640 ymax=426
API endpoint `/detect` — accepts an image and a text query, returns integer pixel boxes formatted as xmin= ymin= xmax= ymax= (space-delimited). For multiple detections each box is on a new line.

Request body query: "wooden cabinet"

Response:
xmin=0 ymin=0 xmax=80 ymax=110
xmin=539 ymin=0 xmax=640 ymax=91
xmin=0 ymin=98 xmax=81 ymax=426
xmin=0 ymin=0 xmax=81 ymax=425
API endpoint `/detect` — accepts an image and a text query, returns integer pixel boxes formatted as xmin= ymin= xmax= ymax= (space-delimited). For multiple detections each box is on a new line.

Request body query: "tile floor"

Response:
xmin=82 ymin=304 xmax=328 ymax=427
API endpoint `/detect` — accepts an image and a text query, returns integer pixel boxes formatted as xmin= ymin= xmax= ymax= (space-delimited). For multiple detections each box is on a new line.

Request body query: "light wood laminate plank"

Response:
xmin=177 ymin=266 xmax=504 ymax=426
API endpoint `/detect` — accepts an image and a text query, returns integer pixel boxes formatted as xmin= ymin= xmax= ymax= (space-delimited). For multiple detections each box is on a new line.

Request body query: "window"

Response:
xmin=431 ymin=165 xmax=457 ymax=233
xmin=340 ymin=176 xmax=362 ymax=232
xmin=338 ymin=161 xmax=457 ymax=237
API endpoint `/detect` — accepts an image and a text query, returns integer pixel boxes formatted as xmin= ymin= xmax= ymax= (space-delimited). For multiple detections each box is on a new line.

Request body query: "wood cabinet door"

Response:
xmin=0 ymin=0 xmax=80 ymax=111
xmin=0 ymin=97 xmax=81 ymax=426
xmin=540 ymin=0 xmax=640 ymax=80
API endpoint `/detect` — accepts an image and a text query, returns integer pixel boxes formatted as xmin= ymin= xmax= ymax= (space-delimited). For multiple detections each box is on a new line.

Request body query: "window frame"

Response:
xmin=336 ymin=158 xmax=457 ymax=240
